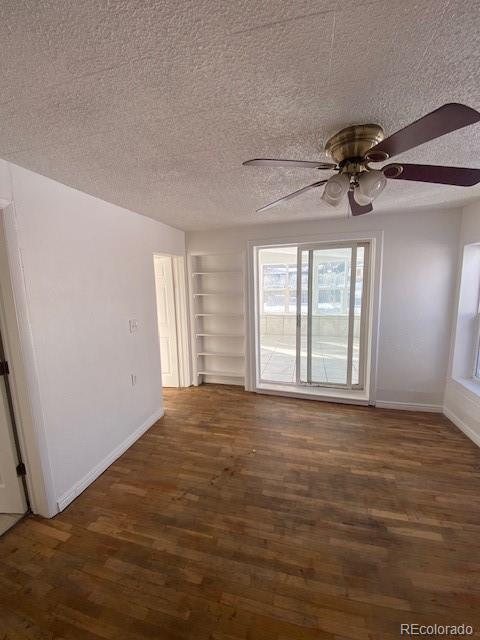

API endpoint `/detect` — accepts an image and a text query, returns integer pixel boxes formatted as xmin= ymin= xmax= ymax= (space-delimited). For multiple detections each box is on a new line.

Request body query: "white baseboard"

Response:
xmin=375 ymin=400 xmax=442 ymax=413
xmin=443 ymin=407 xmax=480 ymax=448
xmin=56 ymin=407 xmax=164 ymax=512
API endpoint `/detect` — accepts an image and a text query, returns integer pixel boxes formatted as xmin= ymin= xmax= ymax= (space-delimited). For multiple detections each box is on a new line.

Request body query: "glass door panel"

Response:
xmin=297 ymin=242 xmax=369 ymax=389
xmin=298 ymin=249 xmax=309 ymax=383
xmin=258 ymin=246 xmax=299 ymax=384
xmin=352 ymin=245 xmax=365 ymax=386
xmin=314 ymin=246 xmax=352 ymax=385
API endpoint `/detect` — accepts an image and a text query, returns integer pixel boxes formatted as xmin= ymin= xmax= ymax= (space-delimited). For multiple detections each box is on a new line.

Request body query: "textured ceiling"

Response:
xmin=1 ymin=0 xmax=479 ymax=231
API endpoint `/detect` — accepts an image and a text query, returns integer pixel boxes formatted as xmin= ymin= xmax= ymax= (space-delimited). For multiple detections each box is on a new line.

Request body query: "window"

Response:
xmin=475 ymin=287 xmax=480 ymax=380
xmin=262 ymin=264 xmax=308 ymax=314
xmin=316 ymin=260 xmax=348 ymax=314
xmin=451 ymin=243 xmax=480 ymax=388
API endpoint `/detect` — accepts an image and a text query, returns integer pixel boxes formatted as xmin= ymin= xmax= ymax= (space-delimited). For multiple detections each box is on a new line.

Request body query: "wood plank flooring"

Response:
xmin=1 ymin=384 xmax=480 ymax=639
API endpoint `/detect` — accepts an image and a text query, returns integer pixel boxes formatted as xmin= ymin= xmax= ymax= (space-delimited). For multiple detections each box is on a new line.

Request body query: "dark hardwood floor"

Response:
xmin=1 ymin=385 xmax=480 ymax=639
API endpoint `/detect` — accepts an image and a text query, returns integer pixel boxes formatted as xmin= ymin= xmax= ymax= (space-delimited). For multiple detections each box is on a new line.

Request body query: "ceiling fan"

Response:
xmin=243 ymin=103 xmax=480 ymax=216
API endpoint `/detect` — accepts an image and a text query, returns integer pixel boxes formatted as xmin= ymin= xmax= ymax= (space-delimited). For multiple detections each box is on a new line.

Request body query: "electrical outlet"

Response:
xmin=131 ymin=374 xmax=137 ymax=386
xmin=129 ymin=319 xmax=138 ymax=333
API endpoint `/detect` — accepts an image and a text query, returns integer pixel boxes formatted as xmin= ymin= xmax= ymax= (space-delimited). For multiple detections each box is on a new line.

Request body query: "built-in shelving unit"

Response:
xmin=189 ymin=252 xmax=245 ymax=386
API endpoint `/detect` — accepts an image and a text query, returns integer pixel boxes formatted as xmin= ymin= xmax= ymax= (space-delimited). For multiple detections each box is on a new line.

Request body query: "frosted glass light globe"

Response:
xmin=321 ymin=174 xmax=350 ymax=206
xmin=358 ymin=169 xmax=387 ymax=200
xmin=353 ymin=189 xmax=373 ymax=206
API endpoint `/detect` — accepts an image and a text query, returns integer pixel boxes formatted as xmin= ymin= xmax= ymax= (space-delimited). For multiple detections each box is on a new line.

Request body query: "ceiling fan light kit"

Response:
xmin=321 ymin=174 xmax=350 ymax=206
xmin=243 ymin=103 xmax=480 ymax=217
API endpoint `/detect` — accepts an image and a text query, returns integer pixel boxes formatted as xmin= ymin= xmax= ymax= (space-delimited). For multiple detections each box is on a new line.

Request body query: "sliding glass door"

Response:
xmin=258 ymin=241 xmax=370 ymax=391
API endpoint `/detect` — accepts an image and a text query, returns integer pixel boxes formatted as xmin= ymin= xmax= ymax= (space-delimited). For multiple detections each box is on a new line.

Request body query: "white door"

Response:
xmin=0 ymin=366 xmax=27 ymax=513
xmin=154 ymin=256 xmax=180 ymax=387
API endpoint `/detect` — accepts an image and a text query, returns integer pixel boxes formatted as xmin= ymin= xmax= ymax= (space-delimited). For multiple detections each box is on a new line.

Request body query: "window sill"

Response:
xmin=454 ymin=377 xmax=480 ymax=399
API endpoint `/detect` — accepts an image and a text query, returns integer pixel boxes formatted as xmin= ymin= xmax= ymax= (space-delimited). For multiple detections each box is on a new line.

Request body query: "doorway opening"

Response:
xmin=255 ymin=240 xmax=373 ymax=401
xmin=153 ymin=254 xmax=190 ymax=388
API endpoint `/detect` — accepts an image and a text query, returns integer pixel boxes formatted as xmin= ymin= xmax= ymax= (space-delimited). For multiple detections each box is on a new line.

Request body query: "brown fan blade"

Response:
xmin=366 ymin=103 xmax=480 ymax=161
xmin=384 ymin=163 xmax=480 ymax=186
xmin=348 ymin=190 xmax=373 ymax=216
xmin=243 ymin=158 xmax=336 ymax=169
xmin=256 ymin=180 xmax=328 ymax=213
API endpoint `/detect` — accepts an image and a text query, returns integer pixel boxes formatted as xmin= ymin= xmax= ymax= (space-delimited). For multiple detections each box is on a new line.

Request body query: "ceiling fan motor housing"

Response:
xmin=325 ymin=124 xmax=385 ymax=167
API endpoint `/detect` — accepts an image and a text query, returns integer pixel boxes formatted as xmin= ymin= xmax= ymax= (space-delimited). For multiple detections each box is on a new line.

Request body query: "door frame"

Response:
xmin=153 ymin=253 xmax=191 ymax=388
xmin=0 ymin=322 xmax=29 ymax=514
xmin=0 ymin=206 xmax=57 ymax=517
xmin=247 ymin=229 xmax=383 ymax=404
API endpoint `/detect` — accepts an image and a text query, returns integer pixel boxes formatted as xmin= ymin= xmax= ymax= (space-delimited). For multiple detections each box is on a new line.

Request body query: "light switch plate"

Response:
xmin=129 ymin=319 xmax=138 ymax=333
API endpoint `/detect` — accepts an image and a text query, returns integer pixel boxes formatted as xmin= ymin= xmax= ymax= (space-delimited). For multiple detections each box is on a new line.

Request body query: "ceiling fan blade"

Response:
xmin=384 ymin=163 xmax=480 ymax=186
xmin=256 ymin=180 xmax=328 ymax=213
xmin=366 ymin=103 xmax=480 ymax=161
xmin=348 ymin=190 xmax=373 ymax=216
xmin=244 ymin=158 xmax=336 ymax=169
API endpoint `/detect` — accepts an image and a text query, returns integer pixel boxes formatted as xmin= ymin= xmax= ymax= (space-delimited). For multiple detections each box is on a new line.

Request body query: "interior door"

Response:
xmin=154 ymin=255 xmax=180 ymax=387
xmin=0 ymin=359 xmax=27 ymax=514
xmin=297 ymin=242 xmax=369 ymax=389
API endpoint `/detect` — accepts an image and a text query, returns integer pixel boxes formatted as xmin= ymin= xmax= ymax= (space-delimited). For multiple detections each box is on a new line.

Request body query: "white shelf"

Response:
xmin=195 ymin=313 xmax=244 ymax=317
xmin=193 ymin=271 xmax=242 ymax=275
xmin=193 ymin=292 xmax=242 ymax=297
xmin=196 ymin=333 xmax=244 ymax=338
xmin=198 ymin=352 xmax=245 ymax=357
xmin=198 ymin=370 xmax=245 ymax=378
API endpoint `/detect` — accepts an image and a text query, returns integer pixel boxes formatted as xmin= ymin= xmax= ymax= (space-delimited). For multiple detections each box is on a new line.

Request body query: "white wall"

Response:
xmin=2 ymin=163 xmax=185 ymax=514
xmin=187 ymin=207 xmax=461 ymax=409
xmin=444 ymin=200 xmax=480 ymax=446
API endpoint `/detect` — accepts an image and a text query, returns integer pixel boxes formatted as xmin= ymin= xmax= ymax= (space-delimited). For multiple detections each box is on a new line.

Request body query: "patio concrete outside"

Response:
xmin=260 ymin=332 xmax=359 ymax=385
